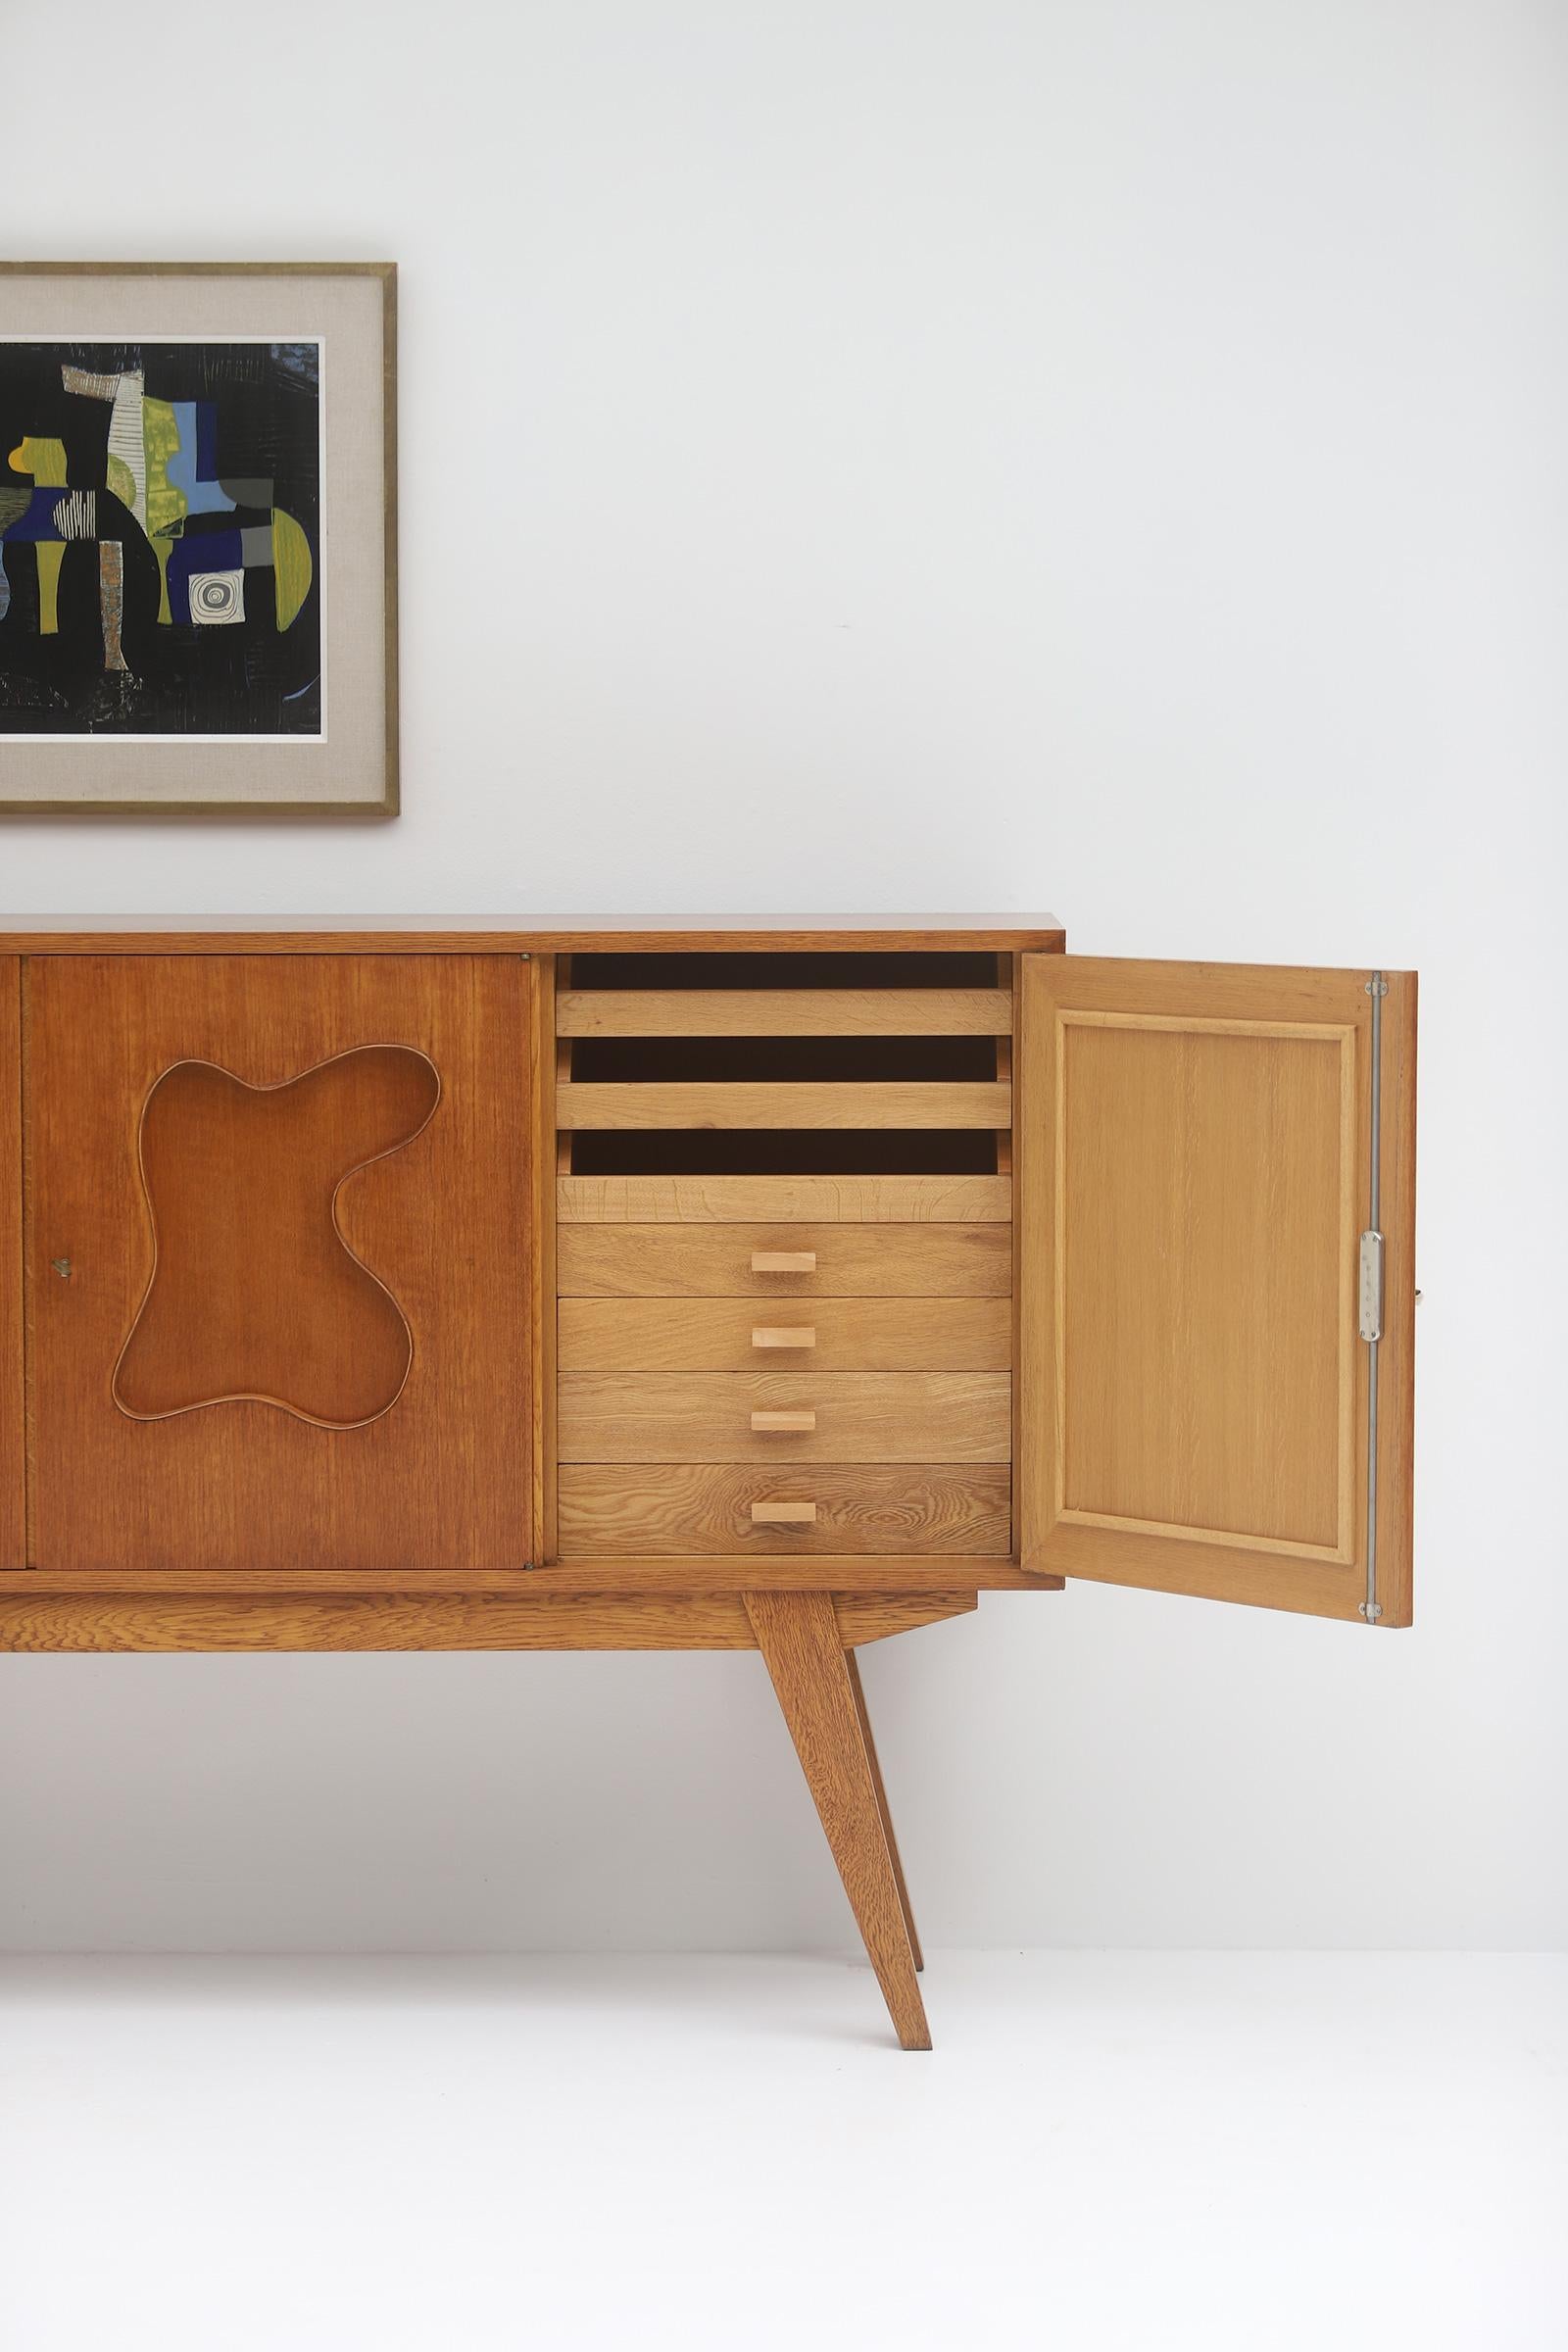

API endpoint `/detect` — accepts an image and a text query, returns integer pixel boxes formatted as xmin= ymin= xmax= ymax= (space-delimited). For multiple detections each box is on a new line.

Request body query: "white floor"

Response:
xmin=1 ymin=1951 xmax=1562 ymax=2350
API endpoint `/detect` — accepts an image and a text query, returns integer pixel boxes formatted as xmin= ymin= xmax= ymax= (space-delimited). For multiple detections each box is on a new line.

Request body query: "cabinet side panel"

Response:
xmin=1373 ymin=971 xmax=1417 ymax=1628
xmin=531 ymin=953 xmax=558 ymax=1562
xmin=0 ymin=960 xmax=21 ymax=1569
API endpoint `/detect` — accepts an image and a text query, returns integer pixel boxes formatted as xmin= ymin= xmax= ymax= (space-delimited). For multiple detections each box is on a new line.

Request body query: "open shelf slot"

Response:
xmin=566 ymin=1129 xmax=1002 ymax=1175
xmin=566 ymin=951 xmax=1004 ymax=990
xmin=555 ymin=950 xmax=1013 ymax=1178
xmin=568 ymin=1036 xmax=1000 ymax=1084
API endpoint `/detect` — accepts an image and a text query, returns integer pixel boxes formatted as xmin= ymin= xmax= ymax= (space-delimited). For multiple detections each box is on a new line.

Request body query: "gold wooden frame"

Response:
xmin=0 ymin=262 xmax=398 ymax=819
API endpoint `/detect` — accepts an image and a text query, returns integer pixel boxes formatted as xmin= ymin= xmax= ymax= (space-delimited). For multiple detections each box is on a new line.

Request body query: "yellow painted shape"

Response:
xmin=107 ymin=454 xmax=137 ymax=509
xmin=143 ymin=399 xmax=186 ymax=539
xmin=36 ymin=543 xmax=64 ymax=633
xmin=150 ymin=537 xmax=173 ymax=625
xmin=272 ymin=507 xmax=314 ymax=631
xmin=9 ymin=435 xmax=68 ymax=485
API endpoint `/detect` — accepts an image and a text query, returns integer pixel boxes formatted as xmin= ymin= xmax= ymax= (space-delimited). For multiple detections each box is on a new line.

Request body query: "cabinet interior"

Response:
xmin=557 ymin=950 xmax=1013 ymax=1178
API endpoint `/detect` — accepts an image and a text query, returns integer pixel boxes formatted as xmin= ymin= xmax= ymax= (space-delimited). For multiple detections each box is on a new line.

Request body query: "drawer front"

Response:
xmin=559 ymin=1295 xmax=1011 ymax=1371
xmin=557 ymin=1223 xmax=1011 ymax=1298
xmin=559 ymin=1463 xmax=1013 ymax=1556
xmin=559 ymin=1371 xmax=1011 ymax=1463
xmin=558 ymin=1175 xmax=1012 ymax=1226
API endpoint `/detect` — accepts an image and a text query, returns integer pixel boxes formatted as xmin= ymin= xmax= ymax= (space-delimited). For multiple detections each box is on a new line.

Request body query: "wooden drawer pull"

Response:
xmin=751 ymin=1250 xmax=816 ymax=1273
xmin=752 ymin=1326 xmax=816 ymax=1349
xmin=751 ymin=1499 xmax=817 ymax=1525
xmin=751 ymin=1409 xmax=817 ymax=1433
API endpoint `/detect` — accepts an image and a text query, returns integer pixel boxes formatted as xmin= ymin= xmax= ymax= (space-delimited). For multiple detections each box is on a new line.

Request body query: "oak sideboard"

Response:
xmin=0 ymin=916 xmax=1417 ymax=2047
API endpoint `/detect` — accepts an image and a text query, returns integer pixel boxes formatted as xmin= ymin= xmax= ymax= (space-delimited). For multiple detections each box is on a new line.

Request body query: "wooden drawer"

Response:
xmin=558 ymin=1463 xmax=1013 ymax=1555
xmin=557 ymin=1223 xmax=1011 ymax=1298
xmin=557 ymin=1174 xmax=1013 ymax=1224
xmin=559 ymin=1295 xmax=1011 ymax=1371
xmin=558 ymin=1371 xmax=1011 ymax=1463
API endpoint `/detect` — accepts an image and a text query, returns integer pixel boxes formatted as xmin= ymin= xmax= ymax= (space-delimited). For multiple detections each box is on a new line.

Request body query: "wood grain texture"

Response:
xmin=846 ymin=1649 xmax=922 ymax=1971
xmin=745 ymin=1590 xmax=931 ymax=2050
xmin=0 ymin=961 xmax=21 ymax=1569
xmin=558 ymin=1464 xmax=1013 ymax=1555
xmin=26 ymin=956 xmax=531 ymax=1575
xmin=559 ymin=1371 xmax=1011 ymax=1463
xmin=558 ymin=1174 xmax=1013 ymax=1223
xmin=558 ymin=988 xmax=1014 ymax=1037
xmin=558 ymin=1081 xmax=1012 ymax=1131
xmin=0 ymin=1554 xmax=1041 ymax=1592
xmin=113 ymin=1048 xmax=440 ymax=1425
xmin=0 ymin=1589 xmax=978 ymax=1652
xmin=559 ymin=1223 xmax=1012 ymax=1298
xmin=0 ymin=917 xmax=1066 ymax=955
xmin=559 ymin=1295 xmax=1012 ymax=1371
xmin=1018 ymin=955 xmax=1416 ymax=1623
xmin=1059 ymin=1021 xmax=1351 ymax=1549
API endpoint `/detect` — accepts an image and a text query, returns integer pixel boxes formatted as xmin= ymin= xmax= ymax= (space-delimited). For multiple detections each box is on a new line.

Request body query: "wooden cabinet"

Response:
xmin=0 ymin=917 xmax=1418 ymax=2048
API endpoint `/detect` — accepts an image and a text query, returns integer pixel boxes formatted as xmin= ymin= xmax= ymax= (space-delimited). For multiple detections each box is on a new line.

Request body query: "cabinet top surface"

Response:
xmin=0 ymin=913 xmax=1065 ymax=954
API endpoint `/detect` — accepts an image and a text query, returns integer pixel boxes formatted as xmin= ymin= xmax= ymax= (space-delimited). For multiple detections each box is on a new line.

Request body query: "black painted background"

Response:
xmin=0 ymin=341 xmax=321 ymax=737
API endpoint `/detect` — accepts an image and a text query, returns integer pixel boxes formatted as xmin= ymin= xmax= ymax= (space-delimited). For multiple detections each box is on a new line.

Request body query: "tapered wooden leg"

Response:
xmin=845 ymin=1647 xmax=923 ymax=1973
xmin=745 ymin=1591 xmax=931 ymax=2051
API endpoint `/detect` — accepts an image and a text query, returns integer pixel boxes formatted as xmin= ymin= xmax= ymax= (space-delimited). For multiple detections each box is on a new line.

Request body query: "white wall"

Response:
xmin=1 ymin=0 xmax=1563 ymax=1953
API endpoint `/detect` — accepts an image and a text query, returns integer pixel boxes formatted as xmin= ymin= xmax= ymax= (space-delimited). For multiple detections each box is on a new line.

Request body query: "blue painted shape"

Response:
xmin=1 ymin=489 xmax=69 ymax=542
xmin=167 ymin=526 xmax=244 ymax=626
xmin=168 ymin=405 xmax=234 ymax=518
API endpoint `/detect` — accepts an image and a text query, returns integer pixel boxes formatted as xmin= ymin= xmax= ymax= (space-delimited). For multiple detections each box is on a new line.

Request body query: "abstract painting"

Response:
xmin=1 ymin=339 xmax=320 ymax=736
xmin=0 ymin=265 xmax=396 ymax=814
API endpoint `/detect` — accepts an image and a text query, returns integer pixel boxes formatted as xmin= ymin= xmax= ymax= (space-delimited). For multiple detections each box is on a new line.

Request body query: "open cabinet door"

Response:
xmin=1018 ymin=956 xmax=1416 ymax=1624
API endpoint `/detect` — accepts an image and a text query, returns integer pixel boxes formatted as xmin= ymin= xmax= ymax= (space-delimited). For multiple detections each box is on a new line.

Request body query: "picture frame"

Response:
xmin=0 ymin=262 xmax=398 ymax=817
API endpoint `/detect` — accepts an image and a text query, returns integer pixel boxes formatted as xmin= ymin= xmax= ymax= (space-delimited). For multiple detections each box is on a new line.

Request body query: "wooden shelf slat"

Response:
xmin=557 ymin=1081 xmax=1012 ymax=1131
xmin=557 ymin=988 xmax=1013 ymax=1038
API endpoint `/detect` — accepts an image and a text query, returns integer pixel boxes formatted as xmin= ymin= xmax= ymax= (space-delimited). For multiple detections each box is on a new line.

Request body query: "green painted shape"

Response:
xmin=271 ymin=507 xmax=314 ymax=631
xmin=0 ymin=487 xmax=30 ymax=532
xmin=143 ymin=399 xmax=187 ymax=540
xmin=36 ymin=543 xmax=64 ymax=632
xmin=107 ymin=455 xmax=137 ymax=509
xmin=150 ymin=537 xmax=173 ymax=625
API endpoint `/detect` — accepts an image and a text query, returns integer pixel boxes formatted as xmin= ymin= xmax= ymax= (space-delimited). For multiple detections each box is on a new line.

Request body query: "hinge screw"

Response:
xmin=51 ymin=1257 xmax=72 ymax=1280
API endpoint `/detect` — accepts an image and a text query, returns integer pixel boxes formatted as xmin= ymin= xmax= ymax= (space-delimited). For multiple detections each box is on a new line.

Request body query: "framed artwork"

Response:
xmin=0 ymin=263 xmax=397 ymax=816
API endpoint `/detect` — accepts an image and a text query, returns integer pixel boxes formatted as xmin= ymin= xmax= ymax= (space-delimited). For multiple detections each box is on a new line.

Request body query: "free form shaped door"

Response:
xmin=113 ymin=1047 xmax=441 ymax=1427
xmin=1018 ymin=956 xmax=1416 ymax=1624
xmin=27 ymin=956 xmax=532 ymax=1573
